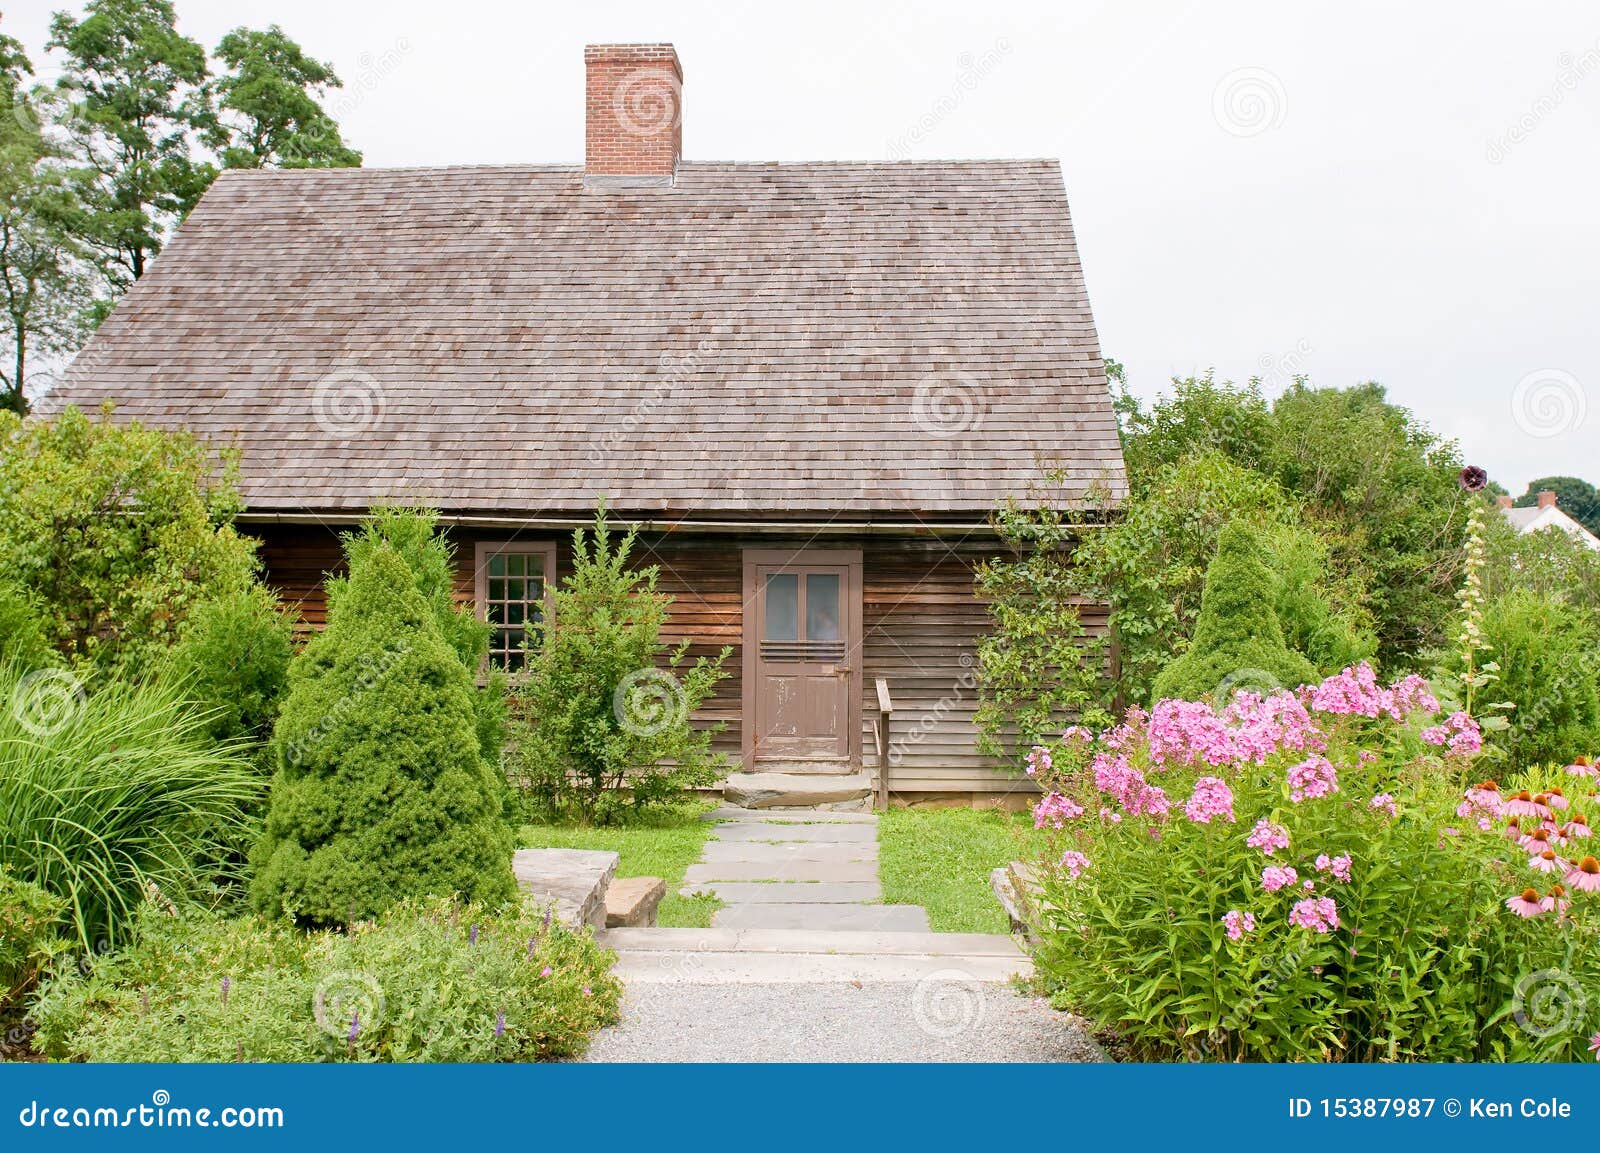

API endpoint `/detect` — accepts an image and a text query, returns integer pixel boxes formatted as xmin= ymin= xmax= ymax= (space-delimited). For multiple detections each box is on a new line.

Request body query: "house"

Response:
xmin=1498 ymin=491 xmax=1600 ymax=551
xmin=49 ymin=43 xmax=1125 ymax=808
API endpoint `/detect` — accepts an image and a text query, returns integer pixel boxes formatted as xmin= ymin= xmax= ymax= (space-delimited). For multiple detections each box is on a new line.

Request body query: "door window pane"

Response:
xmin=764 ymin=573 xmax=799 ymax=641
xmin=805 ymin=573 xmax=841 ymax=641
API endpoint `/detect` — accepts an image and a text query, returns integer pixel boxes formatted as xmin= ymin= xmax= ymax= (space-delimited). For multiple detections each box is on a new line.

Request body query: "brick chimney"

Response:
xmin=1537 ymin=489 xmax=1558 ymax=509
xmin=1496 ymin=495 xmax=1514 ymax=510
xmin=585 ymin=44 xmax=682 ymax=182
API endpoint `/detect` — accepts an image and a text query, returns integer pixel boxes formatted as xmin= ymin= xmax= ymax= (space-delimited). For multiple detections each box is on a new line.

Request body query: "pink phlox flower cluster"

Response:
xmin=1059 ymin=850 xmax=1090 ymax=880
xmin=1146 ymin=692 xmax=1324 ymax=768
xmin=1033 ymin=791 xmax=1084 ymax=830
xmin=1246 ymin=819 xmax=1290 ymax=855
xmin=1147 ymin=699 xmax=1238 ymax=766
xmin=1222 ymin=910 xmax=1256 ymax=941
xmin=1288 ymin=756 xmax=1339 ymax=802
xmin=1424 ymin=712 xmax=1482 ymax=756
xmin=1307 ymin=663 xmax=1439 ymax=721
xmin=1060 ymin=725 xmax=1094 ymax=745
xmin=1092 ymin=752 xmax=1169 ymax=818
xmin=1369 ymin=793 xmax=1398 ymax=818
xmin=1261 ymin=864 xmax=1299 ymax=892
xmin=1100 ymin=707 xmax=1147 ymax=753
xmin=1183 ymin=775 xmax=1236 ymax=824
xmin=1314 ymin=853 xmax=1353 ymax=883
xmin=1024 ymin=745 xmax=1052 ymax=777
xmin=1289 ymin=896 xmax=1340 ymax=933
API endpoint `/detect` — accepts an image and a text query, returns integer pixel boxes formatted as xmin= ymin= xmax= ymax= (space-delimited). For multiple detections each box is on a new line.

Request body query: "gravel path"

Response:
xmin=580 ymin=980 xmax=1105 ymax=1062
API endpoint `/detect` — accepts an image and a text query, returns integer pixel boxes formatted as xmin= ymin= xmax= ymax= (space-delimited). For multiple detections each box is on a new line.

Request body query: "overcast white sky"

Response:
xmin=8 ymin=0 xmax=1597 ymax=493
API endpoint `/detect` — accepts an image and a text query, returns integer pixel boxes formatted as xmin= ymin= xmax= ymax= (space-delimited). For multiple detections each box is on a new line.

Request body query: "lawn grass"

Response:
xmin=516 ymin=800 xmax=723 ymax=928
xmin=877 ymin=806 xmax=1045 ymax=933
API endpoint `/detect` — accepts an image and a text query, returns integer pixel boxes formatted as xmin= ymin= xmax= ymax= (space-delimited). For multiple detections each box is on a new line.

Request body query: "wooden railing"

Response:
xmin=872 ymin=676 xmax=893 ymax=810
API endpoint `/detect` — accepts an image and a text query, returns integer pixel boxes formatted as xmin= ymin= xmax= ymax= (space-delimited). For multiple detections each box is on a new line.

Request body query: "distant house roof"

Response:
xmin=48 ymin=160 xmax=1125 ymax=521
xmin=1502 ymin=502 xmax=1600 ymax=550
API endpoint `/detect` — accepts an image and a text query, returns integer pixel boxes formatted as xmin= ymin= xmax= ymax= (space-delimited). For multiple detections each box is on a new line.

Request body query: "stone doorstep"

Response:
xmin=512 ymin=847 xmax=618 ymax=930
xmin=710 ymin=903 xmax=930 ymax=932
xmin=683 ymin=860 xmax=879 ymax=884
xmin=678 ymin=881 xmax=882 ymax=904
xmin=605 ymin=876 xmax=666 ymax=928
xmin=721 ymin=771 xmax=873 ymax=810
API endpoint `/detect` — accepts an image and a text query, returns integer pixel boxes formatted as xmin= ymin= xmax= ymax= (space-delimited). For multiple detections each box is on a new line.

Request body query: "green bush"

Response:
xmin=506 ymin=508 xmax=730 ymax=825
xmin=166 ymin=584 xmax=294 ymax=747
xmin=0 ymin=659 xmax=262 ymax=948
xmin=251 ymin=523 xmax=515 ymax=925
xmin=0 ymin=866 xmax=69 ymax=1014
xmin=1262 ymin=524 xmax=1377 ymax=674
xmin=1463 ymin=590 xmax=1600 ymax=768
xmin=1151 ymin=522 xmax=1318 ymax=704
xmin=1027 ymin=670 xmax=1599 ymax=1061
xmin=32 ymin=896 xmax=621 ymax=1062
xmin=0 ymin=582 xmax=53 ymax=668
xmin=0 ymin=405 xmax=259 ymax=673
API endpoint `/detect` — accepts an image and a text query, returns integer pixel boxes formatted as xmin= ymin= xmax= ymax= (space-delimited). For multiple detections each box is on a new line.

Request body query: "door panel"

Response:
xmin=751 ymin=561 xmax=854 ymax=760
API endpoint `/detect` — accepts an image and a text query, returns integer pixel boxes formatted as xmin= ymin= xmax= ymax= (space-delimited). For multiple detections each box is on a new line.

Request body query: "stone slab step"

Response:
xmin=711 ymin=903 xmax=932 ymax=932
xmin=700 ymin=840 xmax=877 ymax=865
xmin=605 ymin=876 xmax=666 ymax=928
xmin=706 ymin=807 xmax=877 ymax=825
xmin=512 ymin=847 xmax=617 ymax=930
xmin=684 ymin=860 xmax=879 ymax=884
xmin=679 ymin=881 xmax=881 ymax=903
xmin=598 ymin=928 xmax=1030 ymax=984
xmin=712 ymin=821 xmax=876 ymax=844
xmin=722 ymin=771 xmax=873 ymax=810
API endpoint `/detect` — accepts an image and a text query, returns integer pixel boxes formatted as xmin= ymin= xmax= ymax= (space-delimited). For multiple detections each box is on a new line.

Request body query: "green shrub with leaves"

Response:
xmin=973 ymin=488 xmax=1111 ymax=766
xmin=0 ymin=659 xmax=261 ymax=949
xmin=0 ymin=581 xmax=53 ymax=667
xmin=0 ymin=866 xmax=69 ymax=1015
xmin=33 ymin=896 xmax=621 ymax=1062
xmin=166 ymin=584 xmax=294 ymax=747
xmin=506 ymin=508 xmax=731 ymax=825
xmin=1151 ymin=522 xmax=1319 ymax=704
xmin=250 ymin=519 xmax=514 ymax=925
xmin=0 ymin=405 xmax=259 ymax=673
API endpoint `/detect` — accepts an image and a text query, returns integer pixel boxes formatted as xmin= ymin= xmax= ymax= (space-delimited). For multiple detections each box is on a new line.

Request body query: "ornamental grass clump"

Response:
xmin=1027 ymin=663 xmax=1600 ymax=1062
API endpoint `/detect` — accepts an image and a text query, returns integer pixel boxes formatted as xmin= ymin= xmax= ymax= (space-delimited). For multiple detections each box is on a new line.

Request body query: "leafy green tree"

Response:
xmin=974 ymin=485 xmax=1112 ymax=765
xmin=1150 ymin=522 xmax=1319 ymax=704
xmin=206 ymin=25 xmax=360 ymax=169
xmin=0 ymin=404 xmax=256 ymax=672
xmin=506 ymin=507 xmax=731 ymax=824
xmin=0 ymin=32 xmax=91 ymax=411
xmin=1512 ymin=476 xmax=1600 ymax=537
xmin=1115 ymin=371 xmax=1271 ymax=487
xmin=46 ymin=0 xmax=213 ymax=303
xmin=166 ymin=584 xmax=293 ymax=747
xmin=252 ymin=532 xmax=515 ymax=926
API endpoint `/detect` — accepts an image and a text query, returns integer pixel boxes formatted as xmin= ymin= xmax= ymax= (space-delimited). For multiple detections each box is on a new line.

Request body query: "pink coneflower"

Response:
xmin=1504 ymin=790 xmax=1546 ymax=818
xmin=1059 ymin=850 xmax=1090 ymax=880
xmin=1246 ymin=819 xmax=1290 ymax=855
xmin=1530 ymin=849 xmax=1567 ymax=874
xmin=1505 ymin=888 xmax=1544 ymax=917
xmin=1589 ymin=1031 xmax=1600 ymax=1060
xmin=1565 ymin=756 xmax=1597 ymax=779
xmin=1521 ymin=827 xmax=1553 ymax=852
xmin=1540 ymin=884 xmax=1571 ymax=915
xmin=1545 ymin=788 xmax=1570 ymax=811
xmin=1261 ymin=864 xmax=1299 ymax=892
xmin=1222 ymin=910 xmax=1256 ymax=941
xmin=1565 ymin=856 xmax=1600 ymax=893
xmin=1567 ymin=813 xmax=1592 ymax=839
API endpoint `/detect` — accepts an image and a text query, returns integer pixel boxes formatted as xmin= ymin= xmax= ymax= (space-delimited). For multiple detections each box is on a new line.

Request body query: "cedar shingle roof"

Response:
xmin=52 ymin=160 xmax=1125 ymax=518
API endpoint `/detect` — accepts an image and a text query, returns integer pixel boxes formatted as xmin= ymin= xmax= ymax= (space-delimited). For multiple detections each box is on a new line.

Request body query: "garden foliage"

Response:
xmin=167 ymin=584 xmax=293 ymax=747
xmin=0 ymin=867 xmax=68 ymax=1015
xmin=1026 ymin=666 xmax=1599 ymax=1062
xmin=33 ymin=896 xmax=620 ymax=1062
xmin=505 ymin=508 xmax=730 ymax=825
xmin=251 ymin=521 xmax=514 ymax=925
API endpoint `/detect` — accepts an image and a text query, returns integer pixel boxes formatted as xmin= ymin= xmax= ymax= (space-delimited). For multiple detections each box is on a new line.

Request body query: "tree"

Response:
xmin=46 ymin=0 xmax=213 ymax=304
xmin=1512 ymin=476 xmax=1600 ymax=537
xmin=0 ymin=404 xmax=256 ymax=673
xmin=0 ymin=32 xmax=91 ymax=411
xmin=252 ymin=527 xmax=515 ymax=926
xmin=506 ymin=507 xmax=730 ymax=824
xmin=1150 ymin=522 xmax=1319 ymax=704
xmin=207 ymin=26 xmax=360 ymax=169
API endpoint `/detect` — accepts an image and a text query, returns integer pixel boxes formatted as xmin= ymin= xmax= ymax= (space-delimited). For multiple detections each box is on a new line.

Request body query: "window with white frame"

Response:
xmin=473 ymin=541 xmax=556 ymax=672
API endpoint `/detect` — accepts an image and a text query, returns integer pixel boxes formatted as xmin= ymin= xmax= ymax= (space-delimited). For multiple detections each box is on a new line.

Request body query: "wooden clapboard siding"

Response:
xmin=247 ymin=523 xmax=1105 ymax=796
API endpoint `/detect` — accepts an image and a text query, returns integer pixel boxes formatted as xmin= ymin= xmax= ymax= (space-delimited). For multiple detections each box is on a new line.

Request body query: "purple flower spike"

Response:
xmin=220 ymin=976 xmax=230 ymax=1006
xmin=469 ymin=924 xmax=479 ymax=946
xmin=349 ymin=1012 xmax=360 ymax=1043
xmin=495 ymin=1011 xmax=506 ymax=1038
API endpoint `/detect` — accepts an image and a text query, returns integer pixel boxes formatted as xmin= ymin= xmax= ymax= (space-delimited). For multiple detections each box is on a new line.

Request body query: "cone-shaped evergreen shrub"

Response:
xmin=1151 ymin=522 xmax=1319 ymax=704
xmin=251 ymin=538 xmax=514 ymax=925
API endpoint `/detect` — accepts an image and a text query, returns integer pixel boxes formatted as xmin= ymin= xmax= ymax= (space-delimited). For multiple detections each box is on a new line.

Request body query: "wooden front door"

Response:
xmin=742 ymin=549 xmax=863 ymax=766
